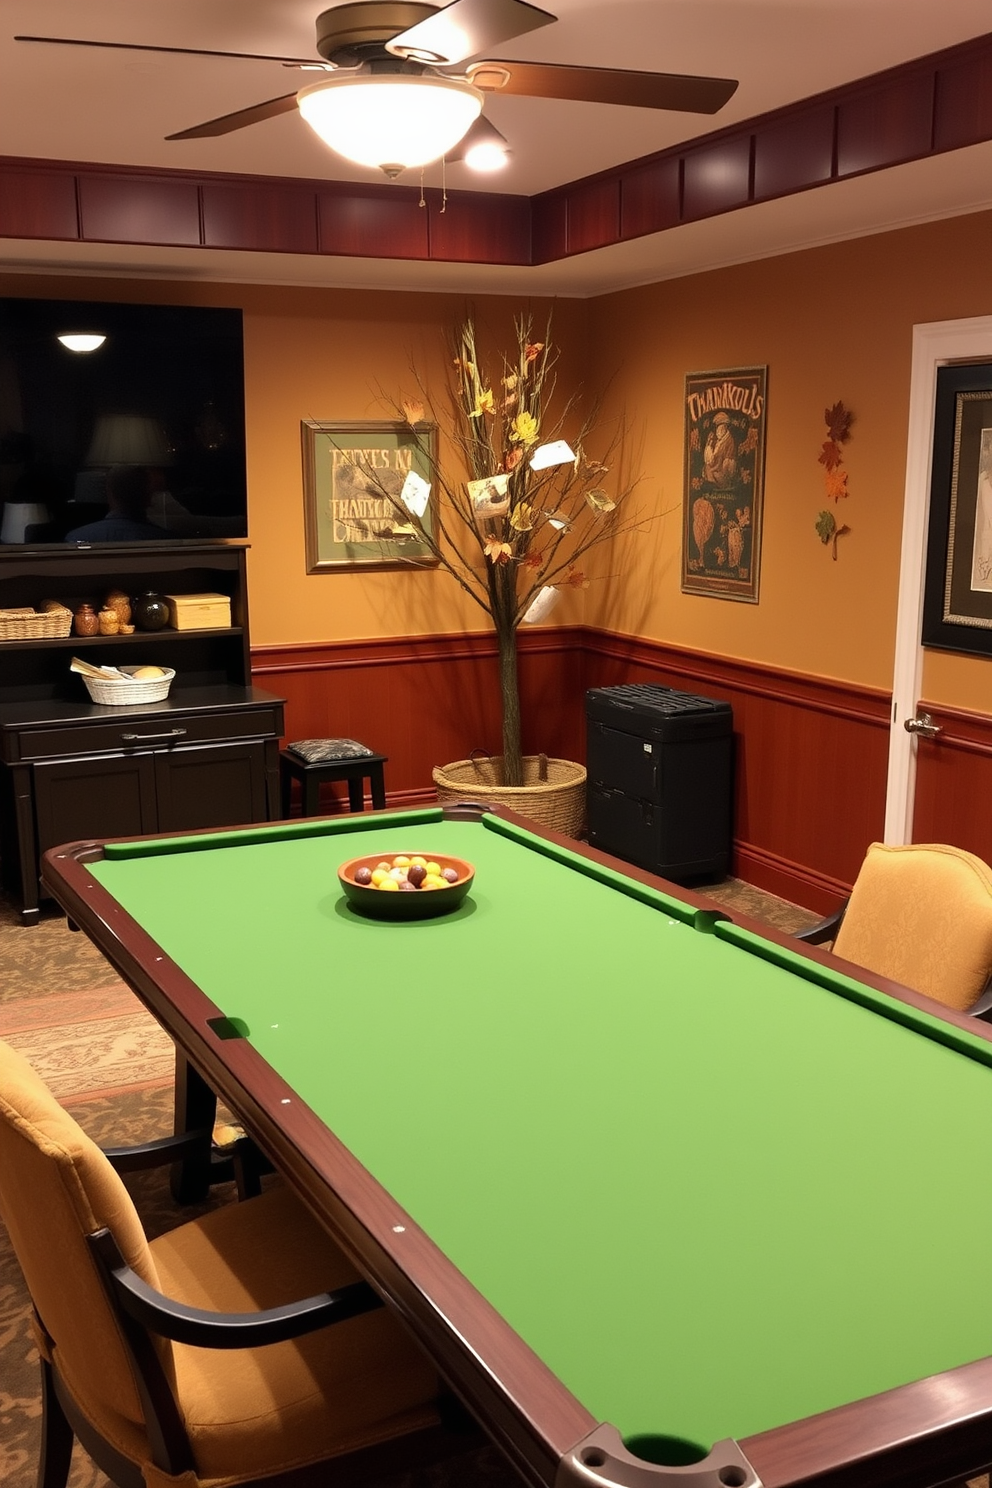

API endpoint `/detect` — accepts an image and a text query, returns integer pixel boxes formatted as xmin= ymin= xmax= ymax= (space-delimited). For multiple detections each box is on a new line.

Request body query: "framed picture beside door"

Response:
xmin=922 ymin=362 xmax=992 ymax=656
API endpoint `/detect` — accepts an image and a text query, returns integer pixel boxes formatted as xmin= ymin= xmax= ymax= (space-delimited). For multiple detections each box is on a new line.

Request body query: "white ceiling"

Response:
xmin=3 ymin=0 xmax=992 ymax=295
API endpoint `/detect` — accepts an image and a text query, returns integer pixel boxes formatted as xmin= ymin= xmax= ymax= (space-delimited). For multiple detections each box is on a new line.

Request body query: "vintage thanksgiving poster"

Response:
xmin=682 ymin=367 xmax=767 ymax=603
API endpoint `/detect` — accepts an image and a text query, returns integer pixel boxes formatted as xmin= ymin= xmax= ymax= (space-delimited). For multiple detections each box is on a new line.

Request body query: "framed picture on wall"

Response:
xmin=301 ymin=419 xmax=439 ymax=573
xmin=681 ymin=366 xmax=767 ymax=603
xmin=922 ymin=363 xmax=992 ymax=656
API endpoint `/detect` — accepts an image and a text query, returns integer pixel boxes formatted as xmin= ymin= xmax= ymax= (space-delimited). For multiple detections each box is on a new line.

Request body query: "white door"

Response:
xmin=884 ymin=315 xmax=992 ymax=841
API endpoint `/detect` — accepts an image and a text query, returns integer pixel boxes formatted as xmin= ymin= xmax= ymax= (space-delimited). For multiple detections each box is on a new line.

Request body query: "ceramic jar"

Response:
xmin=132 ymin=591 xmax=170 ymax=631
xmin=73 ymin=603 xmax=100 ymax=637
xmin=103 ymin=589 xmax=132 ymax=625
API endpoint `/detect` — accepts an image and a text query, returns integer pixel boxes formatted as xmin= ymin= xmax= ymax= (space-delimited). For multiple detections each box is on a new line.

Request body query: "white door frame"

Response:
xmin=884 ymin=315 xmax=992 ymax=842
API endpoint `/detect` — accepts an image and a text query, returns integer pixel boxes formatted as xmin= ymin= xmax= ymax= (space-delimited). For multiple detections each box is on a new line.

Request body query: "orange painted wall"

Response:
xmin=0 ymin=271 xmax=590 ymax=647
xmin=8 ymin=209 xmax=992 ymax=721
xmin=584 ymin=208 xmax=992 ymax=713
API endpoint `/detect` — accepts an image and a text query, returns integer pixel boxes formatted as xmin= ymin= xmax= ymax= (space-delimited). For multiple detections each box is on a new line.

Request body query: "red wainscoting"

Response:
xmin=912 ymin=701 xmax=992 ymax=864
xmin=250 ymin=626 xmax=587 ymax=810
xmin=252 ymin=626 xmax=895 ymax=914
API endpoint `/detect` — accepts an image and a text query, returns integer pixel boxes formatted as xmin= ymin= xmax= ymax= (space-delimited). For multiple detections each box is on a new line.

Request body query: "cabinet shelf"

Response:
xmin=0 ymin=627 xmax=245 ymax=651
xmin=0 ymin=541 xmax=285 ymax=922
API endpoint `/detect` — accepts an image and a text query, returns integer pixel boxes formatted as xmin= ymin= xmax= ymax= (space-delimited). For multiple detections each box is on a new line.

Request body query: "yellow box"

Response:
xmin=162 ymin=592 xmax=232 ymax=630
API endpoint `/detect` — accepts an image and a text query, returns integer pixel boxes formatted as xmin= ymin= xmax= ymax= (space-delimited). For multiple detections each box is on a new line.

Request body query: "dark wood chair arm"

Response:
xmin=105 ymin=1124 xmax=271 ymax=1200
xmin=794 ymin=904 xmax=847 ymax=945
xmin=88 ymin=1227 xmax=384 ymax=1349
xmin=102 ymin=1128 xmax=214 ymax=1174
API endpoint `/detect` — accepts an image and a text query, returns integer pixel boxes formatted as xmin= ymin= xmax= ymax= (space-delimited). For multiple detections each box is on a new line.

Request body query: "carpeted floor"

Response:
xmin=0 ymin=876 xmax=820 ymax=1488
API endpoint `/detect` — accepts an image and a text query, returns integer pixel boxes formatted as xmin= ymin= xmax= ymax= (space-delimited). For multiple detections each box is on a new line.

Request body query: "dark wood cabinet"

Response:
xmin=0 ymin=541 xmax=284 ymax=922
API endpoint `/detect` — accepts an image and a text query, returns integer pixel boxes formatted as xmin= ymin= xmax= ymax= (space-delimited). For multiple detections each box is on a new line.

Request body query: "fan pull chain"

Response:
xmin=440 ymin=155 xmax=447 ymax=214
xmin=419 ymin=169 xmax=426 ymax=208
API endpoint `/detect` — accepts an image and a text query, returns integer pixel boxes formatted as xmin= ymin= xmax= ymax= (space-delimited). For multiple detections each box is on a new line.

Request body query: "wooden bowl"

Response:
xmin=338 ymin=852 xmax=475 ymax=920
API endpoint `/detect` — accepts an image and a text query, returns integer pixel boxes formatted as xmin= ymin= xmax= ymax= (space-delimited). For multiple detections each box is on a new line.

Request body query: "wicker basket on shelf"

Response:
xmin=81 ymin=666 xmax=175 ymax=706
xmin=0 ymin=605 xmax=73 ymax=640
xmin=433 ymin=754 xmax=586 ymax=837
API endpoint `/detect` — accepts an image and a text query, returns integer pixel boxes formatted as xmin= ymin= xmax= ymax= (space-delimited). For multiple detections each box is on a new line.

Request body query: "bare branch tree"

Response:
xmin=345 ymin=315 xmax=647 ymax=786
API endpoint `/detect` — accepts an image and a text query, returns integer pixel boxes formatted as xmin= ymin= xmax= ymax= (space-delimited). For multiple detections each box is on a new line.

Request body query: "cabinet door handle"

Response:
xmin=120 ymin=728 xmax=188 ymax=744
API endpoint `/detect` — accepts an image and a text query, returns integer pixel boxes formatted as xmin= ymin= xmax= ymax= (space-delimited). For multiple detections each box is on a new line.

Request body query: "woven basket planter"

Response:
xmin=433 ymin=755 xmax=586 ymax=838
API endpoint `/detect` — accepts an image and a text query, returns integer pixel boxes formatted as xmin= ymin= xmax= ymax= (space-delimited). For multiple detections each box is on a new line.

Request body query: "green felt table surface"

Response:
xmin=91 ymin=809 xmax=992 ymax=1459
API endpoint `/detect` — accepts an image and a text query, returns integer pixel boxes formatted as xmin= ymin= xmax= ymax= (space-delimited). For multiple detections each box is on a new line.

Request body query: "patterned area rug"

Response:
xmin=0 ymin=982 xmax=174 ymax=1100
xmin=700 ymin=876 xmax=820 ymax=934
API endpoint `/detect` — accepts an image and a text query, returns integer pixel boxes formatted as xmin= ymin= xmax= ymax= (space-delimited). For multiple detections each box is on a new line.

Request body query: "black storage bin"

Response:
xmin=585 ymin=684 xmax=733 ymax=884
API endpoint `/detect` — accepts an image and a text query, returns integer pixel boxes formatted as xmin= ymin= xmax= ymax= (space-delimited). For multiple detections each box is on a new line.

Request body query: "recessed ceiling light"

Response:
xmin=57 ymin=333 xmax=106 ymax=353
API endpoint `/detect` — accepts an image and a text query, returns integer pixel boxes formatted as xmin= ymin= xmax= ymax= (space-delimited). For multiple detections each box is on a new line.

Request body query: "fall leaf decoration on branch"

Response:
xmin=815 ymin=400 xmax=853 ymax=560
xmin=355 ymin=314 xmax=645 ymax=787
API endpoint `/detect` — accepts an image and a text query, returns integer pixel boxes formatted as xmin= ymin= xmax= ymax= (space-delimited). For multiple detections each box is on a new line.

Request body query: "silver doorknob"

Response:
xmin=904 ymin=712 xmax=941 ymax=739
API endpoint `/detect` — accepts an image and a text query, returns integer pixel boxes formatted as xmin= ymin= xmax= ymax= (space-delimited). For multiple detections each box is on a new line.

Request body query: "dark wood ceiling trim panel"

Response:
xmin=933 ymin=38 xmax=992 ymax=152
xmin=427 ymin=190 xmax=530 ymax=264
xmin=317 ymin=189 xmax=429 ymax=260
xmin=565 ymin=178 xmax=621 ymax=256
xmin=836 ymin=71 xmax=935 ymax=178
xmin=4 ymin=32 xmax=992 ymax=268
xmin=77 ymin=173 xmax=201 ymax=247
xmin=753 ymin=105 xmax=836 ymax=202
xmin=619 ymin=155 xmax=681 ymax=240
xmin=0 ymin=163 xmax=78 ymax=241
xmin=201 ymin=180 xmax=319 ymax=254
xmin=681 ymin=133 xmax=752 ymax=223
xmin=530 ymin=193 xmax=568 ymax=265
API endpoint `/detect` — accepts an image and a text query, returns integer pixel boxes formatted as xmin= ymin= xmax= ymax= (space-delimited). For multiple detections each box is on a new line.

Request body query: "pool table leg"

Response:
xmin=170 ymin=1052 xmax=221 ymax=1203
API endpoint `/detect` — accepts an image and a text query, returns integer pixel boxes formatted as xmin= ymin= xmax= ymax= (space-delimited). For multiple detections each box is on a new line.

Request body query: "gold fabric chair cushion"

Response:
xmin=0 ymin=1038 xmax=440 ymax=1486
xmin=153 ymin=1187 xmax=439 ymax=1483
xmin=833 ymin=842 xmax=992 ymax=1011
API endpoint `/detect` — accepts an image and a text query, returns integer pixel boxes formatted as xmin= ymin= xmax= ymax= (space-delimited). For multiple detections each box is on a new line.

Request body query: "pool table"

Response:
xmin=41 ymin=804 xmax=992 ymax=1488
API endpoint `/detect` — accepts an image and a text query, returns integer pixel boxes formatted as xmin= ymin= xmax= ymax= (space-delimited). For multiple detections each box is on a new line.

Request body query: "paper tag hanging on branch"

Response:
xmin=400 ymin=471 xmax=431 ymax=519
xmin=467 ymin=473 xmax=510 ymax=517
xmin=529 ymin=440 xmax=575 ymax=471
xmin=522 ymin=585 xmax=561 ymax=624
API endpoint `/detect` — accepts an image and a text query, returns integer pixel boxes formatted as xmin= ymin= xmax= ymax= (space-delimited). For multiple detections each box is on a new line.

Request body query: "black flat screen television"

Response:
xmin=0 ymin=298 xmax=248 ymax=546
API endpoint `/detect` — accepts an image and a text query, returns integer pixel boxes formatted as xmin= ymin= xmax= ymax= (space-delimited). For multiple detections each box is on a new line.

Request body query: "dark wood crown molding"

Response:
xmin=2 ymin=30 xmax=991 ymax=266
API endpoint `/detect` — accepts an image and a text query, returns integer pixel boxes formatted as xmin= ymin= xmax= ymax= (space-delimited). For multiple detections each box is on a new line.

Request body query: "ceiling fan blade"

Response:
xmin=465 ymin=58 xmax=738 ymax=114
xmin=387 ymin=0 xmax=555 ymax=65
xmin=445 ymin=114 xmax=511 ymax=163
xmin=15 ymin=34 xmax=320 ymax=66
xmin=166 ymin=93 xmax=300 ymax=141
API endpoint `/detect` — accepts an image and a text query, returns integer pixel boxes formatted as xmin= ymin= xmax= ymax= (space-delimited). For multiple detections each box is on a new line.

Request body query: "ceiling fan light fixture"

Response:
xmin=463 ymin=139 xmax=510 ymax=172
xmin=297 ymin=73 xmax=483 ymax=175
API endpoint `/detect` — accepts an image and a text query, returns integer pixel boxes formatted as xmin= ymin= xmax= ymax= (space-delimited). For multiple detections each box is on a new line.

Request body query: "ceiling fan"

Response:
xmin=16 ymin=0 xmax=739 ymax=178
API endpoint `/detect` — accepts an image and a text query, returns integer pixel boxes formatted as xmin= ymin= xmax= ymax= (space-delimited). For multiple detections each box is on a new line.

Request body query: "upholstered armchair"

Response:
xmin=797 ymin=842 xmax=992 ymax=1016
xmin=0 ymin=1038 xmax=480 ymax=1488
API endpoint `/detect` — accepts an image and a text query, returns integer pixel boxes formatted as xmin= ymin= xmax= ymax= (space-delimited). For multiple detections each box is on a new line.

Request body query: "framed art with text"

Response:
xmin=681 ymin=366 xmax=767 ymax=603
xmin=302 ymin=419 xmax=438 ymax=573
xmin=922 ymin=363 xmax=992 ymax=657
